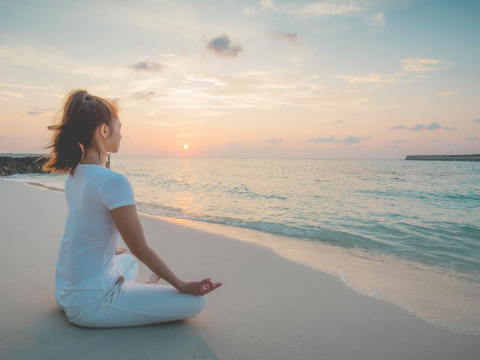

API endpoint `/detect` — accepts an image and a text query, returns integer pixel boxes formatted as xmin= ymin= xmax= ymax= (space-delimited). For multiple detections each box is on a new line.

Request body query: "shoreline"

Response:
xmin=146 ymin=213 xmax=480 ymax=335
xmin=5 ymin=177 xmax=480 ymax=335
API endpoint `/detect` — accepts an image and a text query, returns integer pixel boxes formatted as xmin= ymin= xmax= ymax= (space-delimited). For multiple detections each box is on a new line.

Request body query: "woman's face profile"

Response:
xmin=104 ymin=117 xmax=122 ymax=153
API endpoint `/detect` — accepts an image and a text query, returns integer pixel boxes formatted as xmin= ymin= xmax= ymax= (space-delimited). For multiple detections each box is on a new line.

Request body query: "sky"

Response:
xmin=0 ymin=0 xmax=479 ymax=159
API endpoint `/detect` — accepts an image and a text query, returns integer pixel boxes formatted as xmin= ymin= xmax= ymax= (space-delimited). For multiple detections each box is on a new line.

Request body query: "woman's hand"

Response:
xmin=180 ymin=278 xmax=222 ymax=296
xmin=115 ymin=247 xmax=128 ymax=255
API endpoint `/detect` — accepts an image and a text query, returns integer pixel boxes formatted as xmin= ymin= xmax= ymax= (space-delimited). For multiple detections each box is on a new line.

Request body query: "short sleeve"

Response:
xmin=100 ymin=173 xmax=136 ymax=210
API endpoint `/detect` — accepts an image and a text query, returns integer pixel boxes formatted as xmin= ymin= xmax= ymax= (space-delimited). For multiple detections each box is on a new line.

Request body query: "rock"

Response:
xmin=0 ymin=155 xmax=50 ymax=176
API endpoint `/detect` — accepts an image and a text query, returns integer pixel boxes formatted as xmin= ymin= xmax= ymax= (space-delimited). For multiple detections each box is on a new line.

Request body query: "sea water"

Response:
xmin=4 ymin=157 xmax=480 ymax=333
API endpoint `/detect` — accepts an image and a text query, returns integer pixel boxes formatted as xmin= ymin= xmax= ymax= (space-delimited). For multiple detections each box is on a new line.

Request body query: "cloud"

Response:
xmin=26 ymin=106 xmax=53 ymax=116
xmin=401 ymin=58 xmax=453 ymax=73
xmin=337 ymin=58 xmax=453 ymax=85
xmin=244 ymin=6 xmax=260 ymax=15
xmin=260 ymin=0 xmax=274 ymax=10
xmin=473 ymin=118 xmax=480 ymax=123
xmin=410 ymin=124 xmax=426 ymax=131
xmin=0 ymin=37 xmax=129 ymax=80
xmin=389 ymin=125 xmax=407 ymax=130
xmin=442 ymin=142 xmax=459 ymax=147
xmin=335 ymin=73 xmax=401 ymax=84
xmin=266 ymin=138 xmax=284 ymax=144
xmin=197 ymin=111 xmax=229 ymax=117
xmin=414 ymin=95 xmax=427 ymax=101
xmin=262 ymin=0 xmax=362 ymax=18
xmin=305 ymin=136 xmax=371 ymax=144
xmin=132 ymin=91 xmax=162 ymax=101
xmin=444 ymin=127 xmax=457 ymax=131
xmin=0 ymin=136 xmax=6 ymax=140
xmin=410 ymin=122 xmax=441 ymax=131
xmin=0 ymin=37 xmax=73 ymax=72
xmin=427 ymin=122 xmax=441 ymax=130
xmin=369 ymin=13 xmax=386 ymax=32
xmin=170 ymin=70 xmax=371 ymax=111
xmin=432 ymin=139 xmax=442 ymax=142
xmin=0 ymin=90 xmax=26 ymax=99
xmin=333 ymin=120 xmax=344 ymax=123
xmin=436 ymin=91 xmax=455 ymax=96
xmin=127 ymin=60 xmax=164 ymax=72
xmin=275 ymin=31 xmax=299 ymax=46
xmin=0 ymin=83 xmax=47 ymax=90
xmin=181 ymin=72 xmax=226 ymax=86
xmin=42 ymin=93 xmax=66 ymax=99
xmin=465 ymin=136 xmax=478 ymax=141
xmin=206 ymin=34 xmax=243 ymax=58
xmin=146 ymin=120 xmax=203 ymax=127
xmin=297 ymin=2 xmax=362 ymax=17
xmin=110 ymin=97 xmax=121 ymax=104
xmin=225 ymin=142 xmax=244 ymax=150
xmin=394 ymin=139 xmax=406 ymax=144
xmin=146 ymin=121 xmax=173 ymax=126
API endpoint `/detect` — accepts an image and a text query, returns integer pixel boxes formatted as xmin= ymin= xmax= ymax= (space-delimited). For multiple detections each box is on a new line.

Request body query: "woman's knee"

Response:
xmin=65 ymin=307 xmax=86 ymax=326
xmin=120 ymin=253 xmax=138 ymax=265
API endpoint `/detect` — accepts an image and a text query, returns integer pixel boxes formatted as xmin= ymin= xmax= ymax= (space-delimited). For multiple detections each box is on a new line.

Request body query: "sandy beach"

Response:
xmin=1 ymin=178 xmax=479 ymax=360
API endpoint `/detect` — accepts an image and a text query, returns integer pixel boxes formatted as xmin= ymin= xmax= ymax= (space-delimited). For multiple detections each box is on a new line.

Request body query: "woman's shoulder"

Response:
xmin=99 ymin=170 xmax=135 ymax=208
xmin=108 ymin=170 xmax=129 ymax=181
xmin=96 ymin=166 xmax=127 ymax=179
xmin=101 ymin=170 xmax=132 ymax=188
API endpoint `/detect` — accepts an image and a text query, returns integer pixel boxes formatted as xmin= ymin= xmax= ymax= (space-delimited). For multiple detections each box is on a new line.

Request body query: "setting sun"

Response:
xmin=184 ymin=144 xmax=188 ymax=150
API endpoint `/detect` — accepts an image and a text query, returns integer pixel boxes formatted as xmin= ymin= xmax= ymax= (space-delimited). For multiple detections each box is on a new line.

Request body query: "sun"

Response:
xmin=184 ymin=144 xmax=188 ymax=150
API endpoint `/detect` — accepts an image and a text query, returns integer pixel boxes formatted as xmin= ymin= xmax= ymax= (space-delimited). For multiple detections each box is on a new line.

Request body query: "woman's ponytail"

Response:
xmin=37 ymin=88 xmax=119 ymax=176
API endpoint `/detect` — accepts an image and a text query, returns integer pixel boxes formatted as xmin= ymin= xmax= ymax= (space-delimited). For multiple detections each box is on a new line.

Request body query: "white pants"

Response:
xmin=60 ymin=254 xmax=207 ymax=328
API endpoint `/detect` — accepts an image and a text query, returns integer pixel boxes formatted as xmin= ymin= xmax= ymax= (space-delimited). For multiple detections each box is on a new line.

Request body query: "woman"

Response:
xmin=39 ymin=89 xmax=222 ymax=328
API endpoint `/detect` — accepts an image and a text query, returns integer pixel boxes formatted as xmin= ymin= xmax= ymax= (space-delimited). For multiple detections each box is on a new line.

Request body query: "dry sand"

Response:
xmin=1 ymin=179 xmax=479 ymax=360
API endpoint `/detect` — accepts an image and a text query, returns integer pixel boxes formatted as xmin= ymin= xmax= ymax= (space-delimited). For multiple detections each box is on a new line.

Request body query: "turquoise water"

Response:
xmin=6 ymin=158 xmax=480 ymax=276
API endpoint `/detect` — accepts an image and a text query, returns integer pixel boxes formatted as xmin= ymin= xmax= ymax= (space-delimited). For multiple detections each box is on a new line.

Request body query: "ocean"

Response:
xmin=4 ymin=157 xmax=480 ymax=332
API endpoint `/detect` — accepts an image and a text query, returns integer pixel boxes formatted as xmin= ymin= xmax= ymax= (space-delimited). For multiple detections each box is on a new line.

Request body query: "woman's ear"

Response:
xmin=78 ymin=142 xmax=84 ymax=156
xmin=100 ymin=123 xmax=108 ymax=138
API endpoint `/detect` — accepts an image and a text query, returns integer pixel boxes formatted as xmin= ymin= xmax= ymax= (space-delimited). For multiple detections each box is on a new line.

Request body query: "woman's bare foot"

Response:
xmin=149 ymin=273 xmax=161 ymax=283
xmin=140 ymin=273 xmax=161 ymax=284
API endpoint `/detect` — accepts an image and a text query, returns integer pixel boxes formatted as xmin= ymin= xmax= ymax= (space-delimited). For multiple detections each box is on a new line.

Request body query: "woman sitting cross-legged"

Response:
xmin=40 ymin=88 xmax=222 ymax=328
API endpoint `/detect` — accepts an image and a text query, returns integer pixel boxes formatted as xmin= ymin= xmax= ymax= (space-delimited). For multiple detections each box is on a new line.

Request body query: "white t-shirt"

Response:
xmin=54 ymin=163 xmax=136 ymax=308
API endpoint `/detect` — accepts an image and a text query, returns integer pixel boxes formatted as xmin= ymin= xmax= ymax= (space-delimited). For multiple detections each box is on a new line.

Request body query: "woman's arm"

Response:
xmin=110 ymin=204 xmax=222 ymax=295
xmin=110 ymin=204 xmax=185 ymax=291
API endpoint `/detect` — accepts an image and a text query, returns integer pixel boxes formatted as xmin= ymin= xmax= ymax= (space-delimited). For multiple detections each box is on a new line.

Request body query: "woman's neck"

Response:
xmin=80 ymin=150 xmax=107 ymax=166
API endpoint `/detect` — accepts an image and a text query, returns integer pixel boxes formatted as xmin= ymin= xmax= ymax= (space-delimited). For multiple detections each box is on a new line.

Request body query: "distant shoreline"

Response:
xmin=405 ymin=154 xmax=480 ymax=161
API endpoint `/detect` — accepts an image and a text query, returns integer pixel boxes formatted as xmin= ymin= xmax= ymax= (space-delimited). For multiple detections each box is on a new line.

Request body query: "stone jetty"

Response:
xmin=0 ymin=153 xmax=111 ymax=176
xmin=0 ymin=154 xmax=50 ymax=176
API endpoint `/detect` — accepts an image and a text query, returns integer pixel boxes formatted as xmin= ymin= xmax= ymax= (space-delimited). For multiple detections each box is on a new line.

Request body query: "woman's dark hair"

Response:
xmin=37 ymin=88 xmax=119 ymax=176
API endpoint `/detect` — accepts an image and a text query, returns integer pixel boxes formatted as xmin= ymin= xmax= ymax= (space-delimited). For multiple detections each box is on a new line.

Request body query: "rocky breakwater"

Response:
xmin=0 ymin=155 xmax=49 ymax=176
